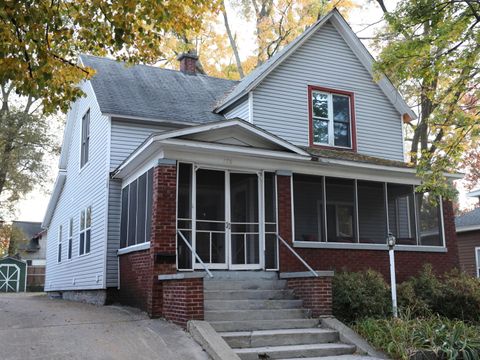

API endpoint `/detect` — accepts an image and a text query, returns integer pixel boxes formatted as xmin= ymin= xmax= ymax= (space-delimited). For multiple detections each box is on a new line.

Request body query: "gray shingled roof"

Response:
xmin=80 ymin=55 xmax=238 ymax=124
xmin=456 ymin=207 xmax=480 ymax=228
xmin=12 ymin=221 xmax=42 ymax=240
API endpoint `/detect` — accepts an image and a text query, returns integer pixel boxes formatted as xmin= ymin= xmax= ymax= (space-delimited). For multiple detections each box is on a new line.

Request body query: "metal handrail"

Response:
xmin=276 ymin=234 xmax=318 ymax=277
xmin=177 ymin=230 xmax=213 ymax=278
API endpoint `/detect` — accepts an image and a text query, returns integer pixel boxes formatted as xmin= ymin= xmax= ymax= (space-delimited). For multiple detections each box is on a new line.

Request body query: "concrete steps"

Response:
xmin=203 ymin=271 xmax=361 ymax=359
xmin=204 ymin=289 xmax=296 ymax=300
xmin=210 ymin=318 xmax=320 ymax=332
xmin=221 ymin=328 xmax=339 ymax=348
xmin=205 ymin=308 xmax=309 ymax=321
xmin=234 ymin=343 xmax=356 ymax=360
xmin=205 ymin=299 xmax=304 ymax=311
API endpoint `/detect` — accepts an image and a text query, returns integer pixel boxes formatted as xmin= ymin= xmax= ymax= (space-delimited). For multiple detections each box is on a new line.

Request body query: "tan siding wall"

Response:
xmin=456 ymin=230 xmax=480 ymax=277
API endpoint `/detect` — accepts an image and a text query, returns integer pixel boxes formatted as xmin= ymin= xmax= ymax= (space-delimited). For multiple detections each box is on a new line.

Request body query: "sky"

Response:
xmin=13 ymin=0 xmax=478 ymax=223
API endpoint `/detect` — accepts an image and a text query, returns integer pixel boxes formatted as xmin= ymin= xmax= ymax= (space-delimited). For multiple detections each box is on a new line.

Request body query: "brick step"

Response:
xmin=204 ymin=289 xmax=295 ymax=301
xmin=204 ymin=279 xmax=287 ymax=291
xmin=234 ymin=343 xmax=356 ymax=360
xmin=220 ymin=328 xmax=339 ymax=348
xmin=204 ymin=308 xmax=309 ymax=321
xmin=209 ymin=318 xmax=319 ymax=332
xmin=204 ymin=299 xmax=303 ymax=311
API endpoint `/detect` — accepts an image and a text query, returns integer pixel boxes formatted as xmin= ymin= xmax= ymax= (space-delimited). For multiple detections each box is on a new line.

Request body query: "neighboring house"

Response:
xmin=12 ymin=221 xmax=47 ymax=291
xmin=43 ymin=10 xmax=460 ymax=324
xmin=456 ymin=190 xmax=480 ymax=278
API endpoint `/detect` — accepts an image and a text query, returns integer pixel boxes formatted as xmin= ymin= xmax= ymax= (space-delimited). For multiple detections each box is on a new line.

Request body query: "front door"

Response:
xmin=229 ymin=172 xmax=261 ymax=269
xmin=194 ymin=169 xmax=261 ymax=270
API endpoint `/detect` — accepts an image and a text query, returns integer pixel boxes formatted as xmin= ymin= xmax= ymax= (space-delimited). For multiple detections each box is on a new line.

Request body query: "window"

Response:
xmin=310 ymin=86 xmax=354 ymax=149
xmin=68 ymin=218 xmax=73 ymax=259
xmin=326 ymin=177 xmax=356 ymax=243
xmin=293 ymin=174 xmax=444 ymax=248
xmin=79 ymin=206 xmax=91 ymax=255
xmin=120 ymin=168 xmax=154 ymax=248
xmin=57 ymin=225 xmax=62 ymax=263
xmin=80 ymin=109 xmax=90 ymax=168
xmin=476 ymin=248 xmax=480 ymax=278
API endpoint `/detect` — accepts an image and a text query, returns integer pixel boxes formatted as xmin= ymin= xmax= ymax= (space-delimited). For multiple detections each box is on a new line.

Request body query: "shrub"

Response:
xmin=354 ymin=314 xmax=480 ymax=360
xmin=332 ymin=269 xmax=391 ymax=324
xmin=399 ymin=265 xmax=480 ymax=323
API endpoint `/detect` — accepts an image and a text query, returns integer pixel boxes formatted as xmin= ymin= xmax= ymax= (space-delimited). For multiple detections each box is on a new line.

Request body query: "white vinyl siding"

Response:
xmin=105 ymin=119 xmax=175 ymax=287
xmin=224 ymin=97 xmax=250 ymax=121
xmin=45 ymin=80 xmax=109 ymax=291
xmin=251 ymin=20 xmax=404 ymax=161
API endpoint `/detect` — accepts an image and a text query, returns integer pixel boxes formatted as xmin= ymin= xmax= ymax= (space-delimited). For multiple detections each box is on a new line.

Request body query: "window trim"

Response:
xmin=79 ymin=206 xmax=92 ymax=256
xmin=308 ymin=85 xmax=357 ymax=151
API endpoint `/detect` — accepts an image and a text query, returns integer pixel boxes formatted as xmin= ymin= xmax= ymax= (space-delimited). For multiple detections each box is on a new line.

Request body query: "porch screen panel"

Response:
xmin=264 ymin=172 xmax=278 ymax=270
xmin=136 ymin=173 xmax=147 ymax=244
xmin=416 ymin=192 xmax=443 ymax=246
xmin=120 ymin=187 xmax=128 ymax=248
xmin=196 ymin=169 xmax=226 ymax=264
xmin=127 ymin=180 xmax=137 ymax=247
xmin=119 ymin=167 xmax=154 ymax=249
xmin=326 ymin=177 xmax=356 ymax=243
xmin=293 ymin=174 xmax=324 ymax=242
xmin=387 ymin=184 xmax=416 ymax=245
xmin=177 ymin=163 xmax=193 ymax=269
xmin=357 ymin=181 xmax=386 ymax=244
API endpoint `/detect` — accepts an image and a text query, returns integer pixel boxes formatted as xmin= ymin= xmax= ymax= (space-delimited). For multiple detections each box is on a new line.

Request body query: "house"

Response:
xmin=11 ymin=221 xmax=46 ymax=291
xmin=43 ymin=9 xmax=460 ymax=332
xmin=455 ymin=190 xmax=480 ymax=278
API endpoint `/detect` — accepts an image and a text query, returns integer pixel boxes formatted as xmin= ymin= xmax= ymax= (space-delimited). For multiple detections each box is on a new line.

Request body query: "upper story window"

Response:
xmin=80 ymin=109 xmax=90 ymax=168
xmin=309 ymin=86 xmax=355 ymax=150
xmin=79 ymin=206 xmax=91 ymax=255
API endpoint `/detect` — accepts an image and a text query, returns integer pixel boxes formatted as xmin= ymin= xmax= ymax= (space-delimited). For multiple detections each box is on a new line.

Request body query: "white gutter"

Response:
xmin=41 ymin=170 xmax=67 ymax=228
xmin=456 ymin=224 xmax=480 ymax=233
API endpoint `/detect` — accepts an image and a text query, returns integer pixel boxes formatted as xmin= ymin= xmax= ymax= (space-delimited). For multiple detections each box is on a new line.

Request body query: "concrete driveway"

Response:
xmin=0 ymin=293 xmax=210 ymax=360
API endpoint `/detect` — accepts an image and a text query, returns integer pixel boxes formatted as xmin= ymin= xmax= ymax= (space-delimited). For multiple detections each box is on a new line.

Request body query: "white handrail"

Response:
xmin=276 ymin=234 xmax=318 ymax=277
xmin=177 ymin=230 xmax=213 ymax=278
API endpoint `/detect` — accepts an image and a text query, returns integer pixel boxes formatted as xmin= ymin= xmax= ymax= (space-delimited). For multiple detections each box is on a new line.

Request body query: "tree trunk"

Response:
xmin=221 ymin=1 xmax=244 ymax=78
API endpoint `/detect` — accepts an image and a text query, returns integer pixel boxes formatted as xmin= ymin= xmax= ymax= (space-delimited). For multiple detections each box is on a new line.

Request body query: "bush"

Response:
xmin=399 ymin=265 xmax=480 ymax=323
xmin=355 ymin=313 xmax=480 ymax=360
xmin=332 ymin=269 xmax=391 ymax=324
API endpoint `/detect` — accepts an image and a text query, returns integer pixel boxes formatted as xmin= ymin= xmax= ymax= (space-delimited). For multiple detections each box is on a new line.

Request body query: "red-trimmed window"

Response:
xmin=308 ymin=86 xmax=356 ymax=150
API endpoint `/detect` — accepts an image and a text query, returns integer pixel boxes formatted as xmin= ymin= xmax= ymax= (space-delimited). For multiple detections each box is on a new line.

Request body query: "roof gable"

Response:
xmin=214 ymin=9 xmax=416 ymax=121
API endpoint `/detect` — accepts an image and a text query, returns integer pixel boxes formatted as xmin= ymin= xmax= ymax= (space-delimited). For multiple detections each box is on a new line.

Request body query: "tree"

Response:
xmin=0 ymin=223 xmax=27 ymax=257
xmin=1 ymin=0 xmax=219 ymax=114
xmin=234 ymin=0 xmax=357 ymax=68
xmin=373 ymin=0 xmax=480 ymax=199
xmin=0 ymin=0 xmax=219 ymax=215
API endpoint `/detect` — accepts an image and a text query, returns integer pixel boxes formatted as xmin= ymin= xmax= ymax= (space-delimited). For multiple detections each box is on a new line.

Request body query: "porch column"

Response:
xmin=148 ymin=159 xmax=177 ymax=317
xmin=276 ymin=172 xmax=297 ymax=272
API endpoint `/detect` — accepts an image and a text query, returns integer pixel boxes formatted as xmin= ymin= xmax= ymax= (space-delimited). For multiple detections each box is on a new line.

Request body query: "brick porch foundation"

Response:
xmin=285 ymin=275 xmax=333 ymax=316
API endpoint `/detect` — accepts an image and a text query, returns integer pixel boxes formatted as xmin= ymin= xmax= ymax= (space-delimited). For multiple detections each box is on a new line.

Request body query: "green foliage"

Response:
xmin=332 ymin=269 xmax=391 ymax=324
xmin=0 ymin=0 xmax=220 ymax=114
xmin=355 ymin=313 xmax=480 ymax=360
xmin=399 ymin=265 xmax=480 ymax=323
xmin=0 ymin=224 xmax=27 ymax=257
xmin=0 ymin=109 xmax=57 ymax=217
xmin=374 ymin=0 xmax=480 ymax=199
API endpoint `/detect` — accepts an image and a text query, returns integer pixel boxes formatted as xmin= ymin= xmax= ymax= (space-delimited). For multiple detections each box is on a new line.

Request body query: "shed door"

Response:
xmin=0 ymin=264 xmax=20 ymax=292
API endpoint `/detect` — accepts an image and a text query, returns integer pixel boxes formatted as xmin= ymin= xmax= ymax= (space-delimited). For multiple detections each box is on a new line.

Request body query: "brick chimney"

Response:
xmin=177 ymin=52 xmax=198 ymax=75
